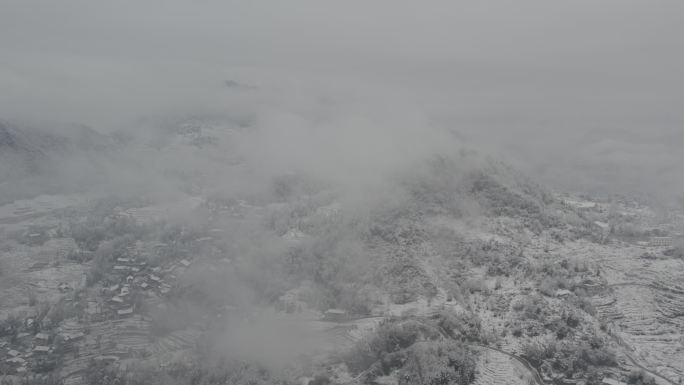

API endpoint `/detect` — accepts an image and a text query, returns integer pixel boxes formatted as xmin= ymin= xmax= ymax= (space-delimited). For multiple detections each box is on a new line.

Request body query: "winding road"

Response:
xmin=605 ymin=330 xmax=678 ymax=385
xmin=472 ymin=343 xmax=545 ymax=385
xmin=603 ymin=283 xmax=681 ymax=384
xmin=435 ymin=325 xmax=545 ymax=385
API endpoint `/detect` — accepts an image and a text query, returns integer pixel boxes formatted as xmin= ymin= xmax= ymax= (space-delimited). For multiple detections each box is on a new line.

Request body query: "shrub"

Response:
xmin=436 ymin=310 xmax=482 ymax=342
xmin=522 ymin=341 xmax=555 ymax=367
xmin=464 ymin=278 xmax=488 ymax=294
xmin=82 ymin=358 xmax=295 ymax=385
xmin=513 ymin=295 xmax=549 ymax=322
xmin=556 ymin=326 xmax=570 ymax=340
xmin=344 ymin=318 xmax=441 ymax=375
xmin=0 ymin=314 xmax=21 ymax=339
xmin=538 ymin=338 xmax=617 ymax=377
xmin=664 ymin=242 xmax=684 ymax=259
xmin=626 ymin=370 xmax=656 ymax=385
xmin=565 ymin=312 xmax=581 ymax=328
xmin=398 ymin=341 xmax=477 ymax=385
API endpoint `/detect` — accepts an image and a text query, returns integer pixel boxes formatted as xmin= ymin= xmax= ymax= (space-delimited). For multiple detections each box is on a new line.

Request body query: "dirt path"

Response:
xmin=606 ymin=331 xmax=678 ymax=385
xmin=472 ymin=344 xmax=545 ymax=385
xmin=434 ymin=325 xmax=545 ymax=385
xmin=622 ymin=351 xmax=678 ymax=385
xmin=603 ymin=284 xmax=681 ymax=384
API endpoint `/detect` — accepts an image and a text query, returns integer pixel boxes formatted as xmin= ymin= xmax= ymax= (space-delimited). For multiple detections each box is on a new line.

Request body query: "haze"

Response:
xmin=4 ymin=2 xmax=684 ymax=385
xmin=1 ymin=0 xmax=683 ymax=201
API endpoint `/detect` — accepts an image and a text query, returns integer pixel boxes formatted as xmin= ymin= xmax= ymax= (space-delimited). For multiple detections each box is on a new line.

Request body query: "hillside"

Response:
xmin=0 ymin=120 xmax=116 ymax=204
xmin=0 ymin=118 xmax=681 ymax=385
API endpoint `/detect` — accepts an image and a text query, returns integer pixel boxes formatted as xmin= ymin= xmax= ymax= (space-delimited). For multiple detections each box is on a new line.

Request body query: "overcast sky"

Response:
xmin=1 ymin=0 xmax=683 ymax=203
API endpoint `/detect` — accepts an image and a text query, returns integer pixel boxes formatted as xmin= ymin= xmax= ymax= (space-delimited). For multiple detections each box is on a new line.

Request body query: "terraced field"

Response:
xmin=0 ymin=239 xmax=87 ymax=318
xmin=590 ymin=246 xmax=684 ymax=383
xmin=472 ymin=348 xmax=532 ymax=385
xmin=59 ymin=315 xmax=202 ymax=383
xmin=150 ymin=328 xmax=202 ymax=355
xmin=59 ymin=316 xmax=152 ymax=380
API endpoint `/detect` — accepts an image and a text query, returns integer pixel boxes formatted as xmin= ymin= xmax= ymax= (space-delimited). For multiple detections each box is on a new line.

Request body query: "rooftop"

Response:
xmin=33 ymin=346 xmax=50 ymax=353
xmin=117 ymin=308 xmax=134 ymax=316
xmin=325 ymin=309 xmax=347 ymax=315
xmin=6 ymin=357 xmax=26 ymax=365
xmin=35 ymin=332 xmax=49 ymax=340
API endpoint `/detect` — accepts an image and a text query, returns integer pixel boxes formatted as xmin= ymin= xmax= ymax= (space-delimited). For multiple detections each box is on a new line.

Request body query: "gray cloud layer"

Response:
xmin=1 ymin=0 xmax=683 ymax=204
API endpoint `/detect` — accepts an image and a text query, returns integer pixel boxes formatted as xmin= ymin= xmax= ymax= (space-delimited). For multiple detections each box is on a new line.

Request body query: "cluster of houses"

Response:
xmin=648 ymin=236 xmax=673 ymax=247
xmin=103 ymin=256 xmax=193 ymax=319
xmin=562 ymin=198 xmax=607 ymax=213
xmin=635 ymin=236 xmax=674 ymax=248
xmin=1 ymin=331 xmax=58 ymax=375
xmin=323 ymin=309 xmax=348 ymax=322
xmin=1 ymin=252 xmax=196 ymax=376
